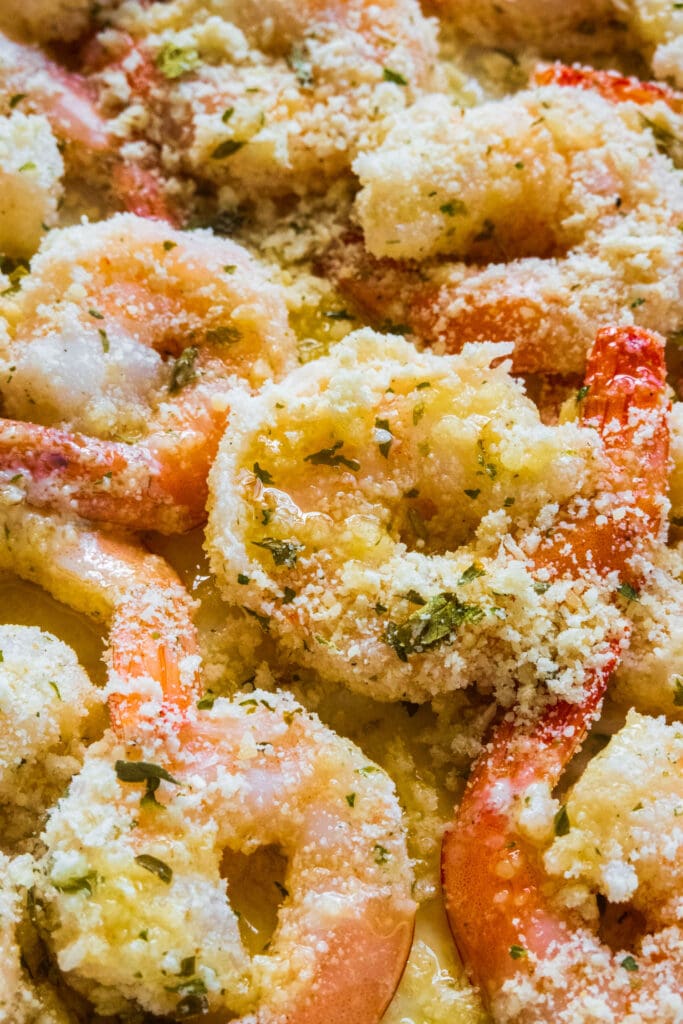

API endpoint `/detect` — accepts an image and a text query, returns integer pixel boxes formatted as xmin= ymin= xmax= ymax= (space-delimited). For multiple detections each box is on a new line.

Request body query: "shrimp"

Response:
xmin=0 ymin=624 xmax=104 ymax=845
xmin=206 ymin=325 xmax=646 ymax=705
xmin=0 ymin=500 xmax=415 ymax=1021
xmin=86 ymin=0 xmax=440 ymax=199
xmin=0 ymin=214 xmax=296 ymax=533
xmin=40 ymin=689 xmax=415 ymax=1021
xmin=0 ymin=111 xmax=64 ymax=258
xmin=326 ymin=82 xmax=683 ymax=376
xmin=441 ymin=325 xmax=675 ymax=1022
xmin=0 ymin=624 xmax=103 ymax=1023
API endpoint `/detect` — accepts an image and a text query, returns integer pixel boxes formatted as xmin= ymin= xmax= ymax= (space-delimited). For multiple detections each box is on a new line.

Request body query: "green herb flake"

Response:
xmin=134 ymin=854 xmax=173 ymax=884
xmin=88 ymin=308 xmax=104 ymax=320
xmin=346 ymin=793 xmax=356 ymax=807
xmin=282 ymin=586 xmax=297 ymax=604
xmin=631 ymin=297 xmax=646 ymax=309
xmin=252 ymin=537 xmax=303 ymax=567
xmin=416 ymin=381 xmax=431 ymax=390
xmin=196 ymin=692 xmax=216 ymax=710
xmin=221 ymin=107 xmax=234 ymax=123
xmin=533 ymin=581 xmax=551 ymax=594
xmin=458 ymin=564 xmax=485 ymax=585
xmin=509 ymin=945 xmax=527 ymax=960
xmin=205 ymin=324 xmax=241 ymax=345
xmin=169 ymin=347 xmax=198 ymax=393
xmin=48 ymin=681 xmax=62 ymax=701
xmin=224 ymin=264 xmax=237 ymax=274
xmin=9 ymin=93 xmax=26 ymax=109
xmin=621 ymin=955 xmax=639 ymax=972
xmin=440 ymin=199 xmax=468 ymax=216
xmin=176 ymin=992 xmax=209 ymax=1018
xmin=503 ymin=496 xmax=515 ymax=508
xmin=115 ymin=761 xmax=179 ymax=786
xmin=356 ymin=765 xmax=381 ymax=776
xmin=53 ymin=873 xmax=96 ymax=895
xmin=253 ymin=462 xmax=274 ymax=485
xmin=617 ymin=581 xmax=640 ymax=602
xmin=383 ymin=67 xmax=408 ymax=85
xmin=576 ymin=385 xmax=590 ymax=402
xmin=384 ymin=592 xmax=484 ymax=662
xmin=237 ymin=573 xmax=250 ymax=585
xmin=274 ymin=881 xmax=289 ymax=899
xmin=324 ymin=309 xmax=353 ymax=320
xmin=18 ymin=161 xmax=36 ymax=172
xmin=304 ymin=440 xmax=359 ymax=472
xmin=464 ymin=488 xmax=480 ymax=500
xmin=155 ymin=43 xmax=200 ymax=80
xmin=373 ymin=844 xmax=390 ymax=864
xmin=374 ymin=417 xmax=393 ymax=458
xmin=211 ymin=139 xmax=246 ymax=160
xmin=554 ymin=805 xmax=570 ymax=836
xmin=98 ymin=328 xmax=109 ymax=353
xmin=673 ymin=676 xmax=683 ymax=707
xmin=179 ymin=956 xmax=196 ymax=977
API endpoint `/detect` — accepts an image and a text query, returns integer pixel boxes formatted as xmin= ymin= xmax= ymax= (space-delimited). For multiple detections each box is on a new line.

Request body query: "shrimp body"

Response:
xmin=337 ymin=84 xmax=683 ymax=375
xmin=42 ymin=690 xmax=415 ymax=1021
xmin=0 ymin=214 xmax=296 ymax=533
xmin=89 ymin=0 xmax=439 ymax=198
xmin=441 ymin=325 xmax=674 ymax=1022
xmin=207 ymin=326 xmax=645 ymax=705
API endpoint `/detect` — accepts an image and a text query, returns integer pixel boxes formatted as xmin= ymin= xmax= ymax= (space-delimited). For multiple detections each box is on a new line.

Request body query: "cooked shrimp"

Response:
xmin=0 ymin=624 xmax=104 ymax=846
xmin=87 ymin=0 xmax=439 ymax=199
xmin=206 ymin=326 xmax=651 ymax=705
xmin=0 ymin=214 xmax=296 ymax=533
xmin=41 ymin=689 xmax=415 ymax=1021
xmin=0 ymin=501 xmax=414 ymax=1021
xmin=330 ymin=83 xmax=683 ymax=375
xmin=441 ymin=325 xmax=674 ymax=1022
xmin=1 ymin=852 xmax=76 ymax=1023
xmin=0 ymin=111 xmax=63 ymax=258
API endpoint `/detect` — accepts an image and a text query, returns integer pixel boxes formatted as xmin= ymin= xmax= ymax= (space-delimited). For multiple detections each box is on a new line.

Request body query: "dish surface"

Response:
xmin=0 ymin=2 xmax=682 ymax=1022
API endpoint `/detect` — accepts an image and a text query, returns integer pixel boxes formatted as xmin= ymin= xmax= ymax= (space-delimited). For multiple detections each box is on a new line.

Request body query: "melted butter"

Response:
xmin=384 ymin=900 xmax=488 ymax=1024
xmin=0 ymin=574 xmax=105 ymax=685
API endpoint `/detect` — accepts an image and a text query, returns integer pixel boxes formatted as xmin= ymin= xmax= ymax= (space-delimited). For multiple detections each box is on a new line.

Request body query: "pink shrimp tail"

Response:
xmin=442 ymin=641 xmax=621 ymax=999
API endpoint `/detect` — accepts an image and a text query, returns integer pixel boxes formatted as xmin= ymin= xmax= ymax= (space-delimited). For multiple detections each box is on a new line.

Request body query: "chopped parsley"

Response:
xmin=374 ymin=417 xmax=393 ymax=458
xmin=253 ymin=462 xmax=274 ymax=485
xmin=304 ymin=440 xmax=359 ymax=471
xmin=384 ymin=593 xmax=484 ymax=662
xmin=464 ymin=488 xmax=481 ymax=500
xmin=440 ymin=199 xmax=467 ymax=216
xmin=576 ymin=385 xmax=590 ymax=402
xmin=98 ymin=328 xmax=109 ymax=353
xmin=509 ymin=945 xmax=527 ymax=960
xmin=374 ymin=844 xmax=390 ymax=864
xmin=134 ymin=854 xmax=173 ymax=884
xmin=383 ymin=67 xmax=408 ymax=86
xmin=458 ymin=564 xmax=485 ymax=585
xmin=533 ymin=581 xmax=551 ymax=594
xmin=115 ymin=760 xmax=179 ymax=807
xmin=222 ymin=107 xmax=234 ymax=123
xmin=673 ymin=675 xmax=683 ymax=707
xmin=169 ymin=347 xmax=198 ymax=393
xmin=346 ymin=793 xmax=356 ymax=807
xmin=282 ymin=586 xmax=297 ymax=604
xmin=251 ymin=537 xmax=303 ymax=567
xmin=155 ymin=43 xmax=200 ymax=80
xmin=211 ymin=139 xmax=246 ymax=160
xmin=620 ymin=955 xmax=639 ymax=972
xmin=163 ymin=240 xmax=177 ymax=252
xmin=53 ymin=872 xmax=96 ymax=895
xmin=9 ymin=93 xmax=26 ymax=109
xmin=196 ymin=691 xmax=216 ymax=710
xmin=554 ymin=805 xmax=570 ymax=836
xmin=616 ymin=581 xmax=640 ymax=602
xmin=88 ymin=308 xmax=104 ymax=320
xmin=237 ymin=573 xmax=250 ymax=585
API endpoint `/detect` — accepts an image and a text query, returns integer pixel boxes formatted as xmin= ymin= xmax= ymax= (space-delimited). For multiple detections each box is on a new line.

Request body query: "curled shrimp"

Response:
xmin=0 ymin=29 xmax=178 ymax=222
xmin=41 ymin=689 xmax=415 ymax=1021
xmin=441 ymin=325 xmax=674 ymax=1022
xmin=206 ymin=326 xmax=645 ymax=705
xmin=0 ymin=213 xmax=296 ymax=533
xmin=326 ymin=80 xmax=683 ymax=376
xmin=0 ymin=500 xmax=415 ymax=1021
xmin=86 ymin=0 xmax=439 ymax=199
